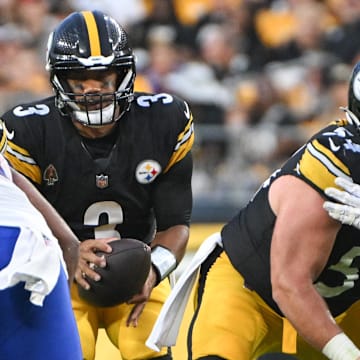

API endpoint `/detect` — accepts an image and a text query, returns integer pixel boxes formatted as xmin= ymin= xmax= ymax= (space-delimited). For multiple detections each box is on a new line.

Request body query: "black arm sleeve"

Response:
xmin=152 ymin=152 xmax=193 ymax=231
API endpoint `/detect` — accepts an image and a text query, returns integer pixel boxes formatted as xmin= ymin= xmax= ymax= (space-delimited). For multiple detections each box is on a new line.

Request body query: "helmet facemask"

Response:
xmin=51 ymin=66 xmax=135 ymax=126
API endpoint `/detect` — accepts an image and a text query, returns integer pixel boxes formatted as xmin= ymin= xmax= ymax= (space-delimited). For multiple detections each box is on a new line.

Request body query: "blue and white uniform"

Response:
xmin=0 ymin=154 xmax=82 ymax=359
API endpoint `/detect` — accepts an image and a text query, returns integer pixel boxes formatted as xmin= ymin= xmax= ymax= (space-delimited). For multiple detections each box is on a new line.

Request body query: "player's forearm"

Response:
xmin=150 ymin=224 xmax=189 ymax=285
xmin=152 ymin=224 xmax=189 ymax=263
xmin=273 ymin=282 xmax=353 ymax=356
xmin=12 ymin=169 xmax=80 ymax=282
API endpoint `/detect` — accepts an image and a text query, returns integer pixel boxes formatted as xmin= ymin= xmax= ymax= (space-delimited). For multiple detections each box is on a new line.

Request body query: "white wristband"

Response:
xmin=151 ymin=245 xmax=177 ymax=284
xmin=322 ymin=333 xmax=360 ymax=360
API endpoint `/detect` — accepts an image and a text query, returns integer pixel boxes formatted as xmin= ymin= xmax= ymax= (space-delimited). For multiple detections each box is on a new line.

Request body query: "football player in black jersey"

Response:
xmin=148 ymin=62 xmax=360 ymax=360
xmin=2 ymin=11 xmax=194 ymax=360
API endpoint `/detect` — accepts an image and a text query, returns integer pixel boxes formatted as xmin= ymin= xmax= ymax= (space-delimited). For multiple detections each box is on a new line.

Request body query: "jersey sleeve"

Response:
xmin=2 ymin=97 xmax=59 ymax=186
xmin=153 ymin=152 xmax=193 ymax=230
xmin=292 ymin=120 xmax=355 ymax=194
xmin=162 ymin=96 xmax=194 ymax=173
xmin=1 ymin=104 xmax=46 ymax=185
xmin=144 ymin=94 xmax=194 ymax=230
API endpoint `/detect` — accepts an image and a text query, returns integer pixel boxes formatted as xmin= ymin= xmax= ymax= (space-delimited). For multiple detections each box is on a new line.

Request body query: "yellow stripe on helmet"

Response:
xmin=82 ymin=11 xmax=101 ymax=56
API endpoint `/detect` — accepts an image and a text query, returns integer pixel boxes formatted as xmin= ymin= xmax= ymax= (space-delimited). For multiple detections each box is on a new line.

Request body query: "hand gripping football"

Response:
xmin=78 ymin=238 xmax=151 ymax=307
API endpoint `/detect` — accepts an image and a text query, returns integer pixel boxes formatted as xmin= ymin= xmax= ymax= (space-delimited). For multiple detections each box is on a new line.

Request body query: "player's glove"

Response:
xmin=323 ymin=177 xmax=360 ymax=229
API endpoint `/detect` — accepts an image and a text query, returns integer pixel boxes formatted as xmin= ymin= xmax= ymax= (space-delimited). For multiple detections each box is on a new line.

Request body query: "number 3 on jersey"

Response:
xmin=84 ymin=201 xmax=123 ymax=239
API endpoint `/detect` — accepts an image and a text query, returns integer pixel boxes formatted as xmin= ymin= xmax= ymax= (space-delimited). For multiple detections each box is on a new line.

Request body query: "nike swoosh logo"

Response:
xmin=183 ymin=101 xmax=190 ymax=119
xmin=329 ymin=137 xmax=340 ymax=152
xmin=6 ymin=130 xmax=14 ymax=140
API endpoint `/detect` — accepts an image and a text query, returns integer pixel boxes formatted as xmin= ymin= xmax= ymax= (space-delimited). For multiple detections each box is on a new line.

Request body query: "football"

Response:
xmin=77 ymin=238 xmax=151 ymax=307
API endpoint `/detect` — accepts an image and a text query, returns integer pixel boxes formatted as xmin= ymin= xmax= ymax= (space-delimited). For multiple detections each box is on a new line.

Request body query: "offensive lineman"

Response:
xmin=2 ymin=10 xmax=194 ymax=360
xmin=148 ymin=62 xmax=360 ymax=359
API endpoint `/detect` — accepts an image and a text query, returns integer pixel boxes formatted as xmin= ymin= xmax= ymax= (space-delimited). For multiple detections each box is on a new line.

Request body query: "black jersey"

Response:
xmin=222 ymin=116 xmax=360 ymax=317
xmin=2 ymin=92 xmax=194 ymax=243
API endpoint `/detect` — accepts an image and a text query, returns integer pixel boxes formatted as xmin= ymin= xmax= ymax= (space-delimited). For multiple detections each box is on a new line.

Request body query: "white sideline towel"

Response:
xmin=0 ymin=227 xmax=65 ymax=306
xmin=146 ymin=232 xmax=222 ymax=351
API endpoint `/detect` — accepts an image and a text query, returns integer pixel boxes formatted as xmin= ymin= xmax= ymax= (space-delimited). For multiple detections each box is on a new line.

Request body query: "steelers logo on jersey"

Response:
xmin=135 ymin=160 xmax=161 ymax=184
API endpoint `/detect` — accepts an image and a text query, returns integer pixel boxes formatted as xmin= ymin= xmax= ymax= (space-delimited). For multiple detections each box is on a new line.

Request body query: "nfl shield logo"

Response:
xmin=96 ymin=174 xmax=109 ymax=189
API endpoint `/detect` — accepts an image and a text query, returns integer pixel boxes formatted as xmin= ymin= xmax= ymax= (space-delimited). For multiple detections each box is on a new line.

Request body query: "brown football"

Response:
xmin=78 ymin=238 xmax=151 ymax=307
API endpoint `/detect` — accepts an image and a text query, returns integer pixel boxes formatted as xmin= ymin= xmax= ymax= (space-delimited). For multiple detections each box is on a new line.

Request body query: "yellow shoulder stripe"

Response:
xmin=312 ymin=139 xmax=349 ymax=175
xmin=299 ymin=139 xmax=350 ymax=191
xmin=164 ymin=115 xmax=194 ymax=173
xmin=5 ymin=142 xmax=42 ymax=184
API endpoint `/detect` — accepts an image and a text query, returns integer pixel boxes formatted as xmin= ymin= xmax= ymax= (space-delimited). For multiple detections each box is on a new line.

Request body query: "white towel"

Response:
xmin=0 ymin=227 xmax=66 ymax=306
xmin=146 ymin=232 xmax=222 ymax=351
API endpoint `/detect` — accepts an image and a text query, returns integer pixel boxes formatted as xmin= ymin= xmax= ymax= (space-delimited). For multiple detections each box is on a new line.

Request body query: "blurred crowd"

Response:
xmin=0 ymin=0 xmax=359 ymax=218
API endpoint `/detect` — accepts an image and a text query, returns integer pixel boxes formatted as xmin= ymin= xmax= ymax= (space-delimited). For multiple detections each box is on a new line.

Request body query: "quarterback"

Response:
xmin=2 ymin=10 xmax=194 ymax=360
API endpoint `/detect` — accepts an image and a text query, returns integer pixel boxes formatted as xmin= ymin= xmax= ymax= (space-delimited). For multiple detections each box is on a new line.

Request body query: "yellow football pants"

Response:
xmin=71 ymin=280 xmax=170 ymax=360
xmin=189 ymin=249 xmax=360 ymax=360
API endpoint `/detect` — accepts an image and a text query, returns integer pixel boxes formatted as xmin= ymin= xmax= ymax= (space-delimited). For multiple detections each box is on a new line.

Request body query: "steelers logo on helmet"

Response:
xmin=136 ymin=160 xmax=161 ymax=184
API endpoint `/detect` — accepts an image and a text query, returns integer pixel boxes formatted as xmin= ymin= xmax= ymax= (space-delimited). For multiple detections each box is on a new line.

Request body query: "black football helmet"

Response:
xmin=46 ymin=10 xmax=136 ymax=126
xmin=348 ymin=61 xmax=360 ymax=123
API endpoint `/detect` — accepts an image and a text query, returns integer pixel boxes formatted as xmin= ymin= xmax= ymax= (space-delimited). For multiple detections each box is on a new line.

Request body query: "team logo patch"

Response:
xmin=43 ymin=164 xmax=58 ymax=185
xmin=96 ymin=174 xmax=109 ymax=189
xmin=136 ymin=160 xmax=161 ymax=184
